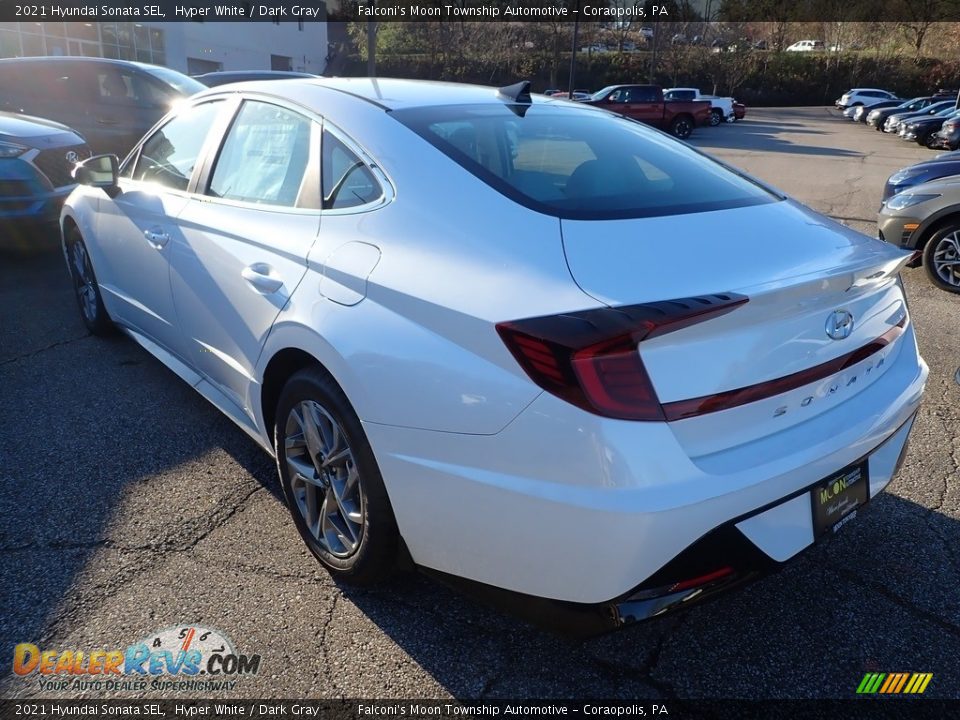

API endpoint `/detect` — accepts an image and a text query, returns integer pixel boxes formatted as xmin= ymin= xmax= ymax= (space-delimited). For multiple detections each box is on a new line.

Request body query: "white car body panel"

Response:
xmin=60 ymin=78 xmax=928 ymax=609
xmin=666 ymin=87 xmax=735 ymax=120
xmin=91 ymin=181 xmax=190 ymax=351
xmin=170 ymin=198 xmax=320 ymax=417
xmin=837 ymin=89 xmax=898 ymax=109
xmin=365 ymin=334 xmax=923 ymax=601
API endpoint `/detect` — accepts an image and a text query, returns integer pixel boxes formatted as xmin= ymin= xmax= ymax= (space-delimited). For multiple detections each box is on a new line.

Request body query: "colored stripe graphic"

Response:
xmin=893 ymin=673 xmax=909 ymax=693
xmin=905 ymin=673 xmax=933 ymax=694
xmin=857 ymin=672 xmax=932 ymax=694
xmin=863 ymin=673 xmax=886 ymax=694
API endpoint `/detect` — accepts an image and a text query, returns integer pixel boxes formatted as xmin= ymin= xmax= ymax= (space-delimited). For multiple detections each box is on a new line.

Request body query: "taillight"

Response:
xmin=496 ymin=294 xmax=748 ymax=421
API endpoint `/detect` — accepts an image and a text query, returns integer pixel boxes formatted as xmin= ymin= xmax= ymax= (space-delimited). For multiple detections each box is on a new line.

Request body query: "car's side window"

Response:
xmin=321 ymin=129 xmax=382 ymax=210
xmin=208 ymin=101 xmax=313 ymax=207
xmin=131 ymin=101 xmax=223 ymax=192
xmin=102 ymin=69 xmax=172 ymax=108
xmin=635 ymin=87 xmax=659 ymax=102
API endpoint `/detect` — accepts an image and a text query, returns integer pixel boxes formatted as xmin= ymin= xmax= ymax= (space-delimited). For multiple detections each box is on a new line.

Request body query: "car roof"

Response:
xmin=0 ymin=55 xmax=148 ymax=69
xmin=198 ymin=77 xmax=570 ymax=111
xmin=198 ymin=70 xmax=317 ymax=79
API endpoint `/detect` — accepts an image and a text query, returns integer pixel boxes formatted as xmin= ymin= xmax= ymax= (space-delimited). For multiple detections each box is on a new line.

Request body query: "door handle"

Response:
xmin=143 ymin=228 xmax=169 ymax=248
xmin=242 ymin=264 xmax=284 ymax=294
xmin=96 ymin=117 xmax=120 ymax=125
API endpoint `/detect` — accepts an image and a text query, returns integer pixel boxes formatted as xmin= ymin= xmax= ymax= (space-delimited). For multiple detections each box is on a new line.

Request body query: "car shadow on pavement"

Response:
xmin=0 ymin=233 xmax=287 ymax=678
xmin=330 ymin=465 xmax=960 ymax=698
xmin=695 ymin=120 xmax=863 ymax=158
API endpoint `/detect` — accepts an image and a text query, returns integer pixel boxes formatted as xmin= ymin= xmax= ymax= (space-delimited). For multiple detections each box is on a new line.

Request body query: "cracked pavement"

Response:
xmin=1 ymin=107 xmax=959 ymax=700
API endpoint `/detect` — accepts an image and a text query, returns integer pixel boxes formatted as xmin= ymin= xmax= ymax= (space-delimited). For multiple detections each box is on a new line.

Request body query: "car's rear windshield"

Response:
xmin=391 ymin=103 xmax=777 ymax=220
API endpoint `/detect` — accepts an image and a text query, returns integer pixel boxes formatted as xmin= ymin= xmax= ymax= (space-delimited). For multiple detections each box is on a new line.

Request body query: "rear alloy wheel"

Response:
xmin=275 ymin=367 xmax=400 ymax=584
xmin=923 ymin=225 xmax=960 ymax=293
xmin=65 ymin=227 xmax=113 ymax=335
xmin=670 ymin=116 xmax=693 ymax=139
xmin=709 ymin=109 xmax=723 ymax=127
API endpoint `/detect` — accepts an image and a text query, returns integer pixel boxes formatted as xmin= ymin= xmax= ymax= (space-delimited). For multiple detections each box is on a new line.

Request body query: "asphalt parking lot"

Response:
xmin=1 ymin=107 xmax=959 ymax=701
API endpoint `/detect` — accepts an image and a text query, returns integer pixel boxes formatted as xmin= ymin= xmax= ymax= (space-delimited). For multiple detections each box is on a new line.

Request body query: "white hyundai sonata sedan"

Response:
xmin=62 ymin=78 xmax=927 ymax=632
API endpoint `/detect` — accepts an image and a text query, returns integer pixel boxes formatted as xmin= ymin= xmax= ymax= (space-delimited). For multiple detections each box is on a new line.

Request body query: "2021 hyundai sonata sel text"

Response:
xmin=61 ymin=78 xmax=927 ymax=632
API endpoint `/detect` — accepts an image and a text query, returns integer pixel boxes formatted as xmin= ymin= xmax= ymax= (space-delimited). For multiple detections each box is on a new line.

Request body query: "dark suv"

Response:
xmin=0 ymin=57 xmax=205 ymax=159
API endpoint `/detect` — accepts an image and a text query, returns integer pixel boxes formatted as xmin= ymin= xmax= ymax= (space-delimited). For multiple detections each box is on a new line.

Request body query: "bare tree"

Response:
xmin=896 ymin=0 xmax=949 ymax=61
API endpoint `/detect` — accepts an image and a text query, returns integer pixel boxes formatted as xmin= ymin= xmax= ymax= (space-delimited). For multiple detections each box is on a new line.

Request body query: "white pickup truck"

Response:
xmin=664 ymin=88 xmax=735 ymax=126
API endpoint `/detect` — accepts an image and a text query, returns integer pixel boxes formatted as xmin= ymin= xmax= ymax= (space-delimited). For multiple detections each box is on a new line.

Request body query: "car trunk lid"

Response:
xmin=560 ymin=200 xmax=913 ymax=454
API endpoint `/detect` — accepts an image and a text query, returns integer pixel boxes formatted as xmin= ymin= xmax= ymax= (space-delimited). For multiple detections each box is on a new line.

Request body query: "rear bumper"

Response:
xmin=366 ymin=325 xmax=927 ymax=613
xmin=410 ymin=404 xmax=920 ymax=639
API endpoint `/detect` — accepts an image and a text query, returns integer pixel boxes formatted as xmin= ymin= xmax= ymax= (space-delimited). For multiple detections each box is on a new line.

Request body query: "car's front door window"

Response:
xmin=131 ymin=101 xmax=224 ymax=192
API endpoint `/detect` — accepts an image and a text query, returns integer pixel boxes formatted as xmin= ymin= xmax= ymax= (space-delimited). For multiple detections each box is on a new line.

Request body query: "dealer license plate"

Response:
xmin=811 ymin=461 xmax=869 ymax=537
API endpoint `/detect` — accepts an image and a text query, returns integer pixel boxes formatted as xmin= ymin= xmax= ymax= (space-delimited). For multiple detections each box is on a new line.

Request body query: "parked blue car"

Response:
xmin=883 ymin=151 xmax=960 ymax=201
xmin=0 ymin=111 xmax=90 ymax=229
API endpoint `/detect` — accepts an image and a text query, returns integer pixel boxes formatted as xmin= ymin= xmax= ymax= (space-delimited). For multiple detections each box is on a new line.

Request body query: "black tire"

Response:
xmin=275 ymin=366 xmax=400 ymax=585
xmin=670 ymin=115 xmax=693 ymax=139
xmin=709 ymin=109 xmax=723 ymax=127
xmin=923 ymin=132 xmax=940 ymax=149
xmin=921 ymin=223 xmax=960 ymax=294
xmin=64 ymin=226 xmax=114 ymax=336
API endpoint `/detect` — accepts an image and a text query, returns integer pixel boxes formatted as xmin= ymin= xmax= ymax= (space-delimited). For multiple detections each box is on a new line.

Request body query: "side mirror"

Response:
xmin=73 ymin=154 xmax=119 ymax=191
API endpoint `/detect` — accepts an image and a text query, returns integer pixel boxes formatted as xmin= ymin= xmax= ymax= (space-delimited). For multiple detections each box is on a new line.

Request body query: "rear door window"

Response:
xmin=321 ymin=129 xmax=382 ymax=210
xmin=207 ymin=101 xmax=314 ymax=207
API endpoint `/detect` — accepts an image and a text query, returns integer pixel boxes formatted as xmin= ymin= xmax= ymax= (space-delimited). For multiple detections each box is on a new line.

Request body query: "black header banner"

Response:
xmin=1 ymin=699 xmax=959 ymax=719
xmin=0 ymin=0 xmax=958 ymax=23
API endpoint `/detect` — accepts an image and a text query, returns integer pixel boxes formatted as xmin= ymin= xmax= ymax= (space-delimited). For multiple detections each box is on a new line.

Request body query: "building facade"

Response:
xmin=0 ymin=17 xmax=328 ymax=76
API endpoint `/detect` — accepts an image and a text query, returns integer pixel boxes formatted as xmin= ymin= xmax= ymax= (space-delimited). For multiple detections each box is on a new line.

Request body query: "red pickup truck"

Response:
xmin=580 ymin=84 xmax=712 ymax=139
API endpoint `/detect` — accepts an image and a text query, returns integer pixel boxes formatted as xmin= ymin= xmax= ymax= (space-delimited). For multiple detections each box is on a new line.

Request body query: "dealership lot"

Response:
xmin=1 ymin=107 xmax=959 ymax=700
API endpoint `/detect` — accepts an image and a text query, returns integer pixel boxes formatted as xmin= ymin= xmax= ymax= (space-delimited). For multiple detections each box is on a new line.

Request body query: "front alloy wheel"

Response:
xmin=923 ymin=225 xmax=960 ymax=293
xmin=66 ymin=228 xmax=113 ymax=335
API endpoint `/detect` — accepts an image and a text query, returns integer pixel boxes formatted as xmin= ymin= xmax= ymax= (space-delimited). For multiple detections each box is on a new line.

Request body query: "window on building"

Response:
xmin=270 ymin=54 xmax=292 ymax=71
xmin=187 ymin=57 xmax=223 ymax=76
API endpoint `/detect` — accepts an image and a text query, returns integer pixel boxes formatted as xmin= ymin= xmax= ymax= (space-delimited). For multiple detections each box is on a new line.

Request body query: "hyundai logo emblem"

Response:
xmin=825 ymin=309 xmax=855 ymax=341
xmin=65 ymin=151 xmax=79 ymax=163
